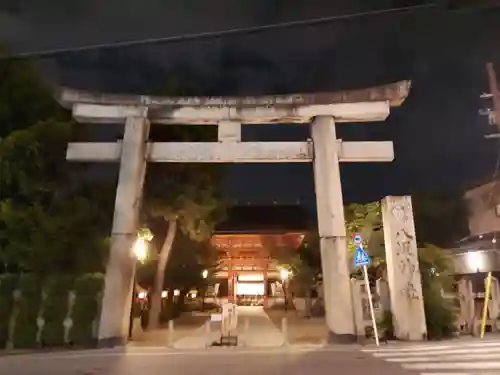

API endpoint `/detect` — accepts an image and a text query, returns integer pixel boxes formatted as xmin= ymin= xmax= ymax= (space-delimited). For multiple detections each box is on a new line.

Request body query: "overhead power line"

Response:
xmin=1 ymin=3 xmax=438 ymax=61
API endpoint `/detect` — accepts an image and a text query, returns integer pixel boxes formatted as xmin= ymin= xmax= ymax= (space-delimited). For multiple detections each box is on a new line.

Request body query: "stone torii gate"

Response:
xmin=60 ymin=80 xmax=426 ymax=346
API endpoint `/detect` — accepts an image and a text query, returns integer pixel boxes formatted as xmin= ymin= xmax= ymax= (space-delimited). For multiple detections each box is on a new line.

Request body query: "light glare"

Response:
xmin=133 ymin=238 xmax=147 ymax=261
xmin=466 ymin=251 xmax=483 ymax=272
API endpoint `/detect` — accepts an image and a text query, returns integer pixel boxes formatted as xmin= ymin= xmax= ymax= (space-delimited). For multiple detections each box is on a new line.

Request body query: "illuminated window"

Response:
xmin=237 ymin=273 xmax=264 ymax=282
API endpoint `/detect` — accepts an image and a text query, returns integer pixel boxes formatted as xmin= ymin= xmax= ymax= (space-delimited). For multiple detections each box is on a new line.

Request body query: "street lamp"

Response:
xmin=280 ymin=268 xmax=289 ymax=282
xmin=133 ymin=238 xmax=147 ymax=262
xmin=201 ymin=269 xmax=208 ymax=311
xmin=280 ymin=268 xmax=290 ymax=312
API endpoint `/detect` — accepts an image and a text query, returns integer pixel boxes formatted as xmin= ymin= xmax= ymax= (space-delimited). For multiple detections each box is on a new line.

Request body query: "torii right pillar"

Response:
xmin=382 ymin=196 xmax=427 ymax=340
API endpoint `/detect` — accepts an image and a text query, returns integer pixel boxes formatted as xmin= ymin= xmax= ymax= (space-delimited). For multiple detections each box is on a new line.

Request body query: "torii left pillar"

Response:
xmin=97 ymin=112 xmax=150 ymax=347
xmin=311 ymin=116 xmax=356 ymax=343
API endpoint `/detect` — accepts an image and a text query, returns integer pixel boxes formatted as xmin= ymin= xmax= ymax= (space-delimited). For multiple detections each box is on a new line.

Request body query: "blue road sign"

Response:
xmin=354 ymin=247 xmax=371 ymax=268
xmin=353 ymin=234 xmax=362 ymax=245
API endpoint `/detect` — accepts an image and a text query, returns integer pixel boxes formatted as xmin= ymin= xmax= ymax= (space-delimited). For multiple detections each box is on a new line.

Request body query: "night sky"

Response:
xmin=2 ymin=1 xmax=500 ymax=209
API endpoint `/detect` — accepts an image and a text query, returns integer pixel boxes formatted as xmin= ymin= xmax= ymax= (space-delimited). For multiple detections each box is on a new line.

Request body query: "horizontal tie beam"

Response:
xmin=67 ymin=141 xmax=394 ymax=163
xmin=72 ymin=101 xmax=390 ymax=124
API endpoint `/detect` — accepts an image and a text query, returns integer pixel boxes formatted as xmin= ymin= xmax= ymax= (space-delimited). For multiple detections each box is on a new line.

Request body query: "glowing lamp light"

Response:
xmin=202 ymin=269 xmax=208 ymax=279
xmin=466 ymin=251 xmax=484 ymax=273
xmin=280 ymin=268 xmax=290 ymax=281
xmin=161 ymin=291 xmax=168 ymax=298
xmin=174 ymin=289 xmax=180 ymax=296
xmin=138 ymin=292 xmax=147 ymax=299
xmin=133 ymin=238 xmax=147 ymax=261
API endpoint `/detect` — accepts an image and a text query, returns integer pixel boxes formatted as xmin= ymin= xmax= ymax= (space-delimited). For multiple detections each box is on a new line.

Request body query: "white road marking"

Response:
xmin=386 ymin=353 xmax=500 ymax=362
xmin=373 ymin=346 xmax=500 ymax=357
xmin=363 ymin=341 xmax=500 ymax=352
xmin=362 ymin=339 xmax=500 ymax=375
xmin=403 ymin=362 xmax=500 ymax=370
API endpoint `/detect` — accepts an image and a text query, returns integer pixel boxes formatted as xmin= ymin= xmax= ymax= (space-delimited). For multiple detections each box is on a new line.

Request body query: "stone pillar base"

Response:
xmin=327 ymin=331 xmax=358 ymax=344
xmin=97 ymin=336 xmax=128 ymax=348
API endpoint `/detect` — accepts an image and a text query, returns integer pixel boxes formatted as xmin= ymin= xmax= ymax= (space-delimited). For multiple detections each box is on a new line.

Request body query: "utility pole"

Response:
xmin=482 ymin=63 xmax=500 ymax=138
xmin=480 ymin=62 xmax=499 ymax=339
xmin=487 ymin=62 xmax=500 ymax=129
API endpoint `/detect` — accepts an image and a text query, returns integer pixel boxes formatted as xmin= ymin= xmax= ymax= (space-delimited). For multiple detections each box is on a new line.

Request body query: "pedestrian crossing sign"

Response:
xmin=354 ymin=247 xmax=370 ymax=268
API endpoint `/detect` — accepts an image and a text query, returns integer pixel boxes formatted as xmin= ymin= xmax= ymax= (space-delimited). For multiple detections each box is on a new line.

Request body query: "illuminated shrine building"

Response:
xmin=210 ymin=205 xmax=309 ymax=306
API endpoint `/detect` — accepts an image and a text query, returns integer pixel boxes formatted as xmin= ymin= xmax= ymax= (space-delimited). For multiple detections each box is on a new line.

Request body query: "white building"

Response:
xmin=454 ymin=180 xmax=500 ymax=274
xmin=464 ymin=180 xmax=500 ymax=236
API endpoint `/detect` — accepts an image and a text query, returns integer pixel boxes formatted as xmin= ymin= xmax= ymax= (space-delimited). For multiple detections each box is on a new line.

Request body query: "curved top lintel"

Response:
xmin=59 ymin=80 xmax=411 ymax=110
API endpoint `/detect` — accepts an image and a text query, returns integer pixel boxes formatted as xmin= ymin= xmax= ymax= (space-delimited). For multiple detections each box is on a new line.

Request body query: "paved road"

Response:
xmin=0 ymin=346 xmax=414 ymax=375
xmin=362 ymin=337 xmax=500 ymax=375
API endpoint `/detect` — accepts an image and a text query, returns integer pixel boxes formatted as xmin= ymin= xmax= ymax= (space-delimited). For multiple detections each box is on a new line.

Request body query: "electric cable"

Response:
xmin=0 ymin=4 xmax=437 ymax=60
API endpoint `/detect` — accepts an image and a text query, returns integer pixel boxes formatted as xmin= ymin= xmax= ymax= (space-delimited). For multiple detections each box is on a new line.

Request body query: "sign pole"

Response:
xmin=480 ymin=271 xmax=493 ymax=339
xmin=353 ymin=234 xmax=379 ymax=347
xmin=362 ymin=264 xmax=380 ymax=347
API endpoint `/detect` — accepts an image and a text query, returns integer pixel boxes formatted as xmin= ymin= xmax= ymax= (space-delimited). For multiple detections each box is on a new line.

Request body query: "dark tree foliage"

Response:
xmin=0 ymin=49 xmax=114 ymax=276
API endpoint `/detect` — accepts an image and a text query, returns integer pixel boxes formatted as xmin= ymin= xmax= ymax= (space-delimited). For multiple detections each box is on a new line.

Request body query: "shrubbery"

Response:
xmin=12 ymin=275 xmax=43 ymax=348
xmin=41 ymin=276 xmax=74 ymax=347
xmin=422 ymin=282 xmax=457 ymax=340
xmin=419 ymin=245 xmax=457 ymax=340
xmin=0 ymin=273 xmax=104 ymax=349
xmin=379 ymin=285 xmax=457 ymax=340
xmin=69 ymin=273 xmax=104 ymax=347
xmin=378 ymin=245 xmax=457 ymax=340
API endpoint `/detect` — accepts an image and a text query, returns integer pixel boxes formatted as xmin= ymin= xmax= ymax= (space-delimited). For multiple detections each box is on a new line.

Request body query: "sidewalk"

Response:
xmin=265 ymin=308 xmax=328 ymax=345
xmin=237 ymin=306 xmax=285 ymax=348
xmin=173 ymin=306 xmax=286 ymax=349
xmin=131 ymin=312 xmax=209 ymax=347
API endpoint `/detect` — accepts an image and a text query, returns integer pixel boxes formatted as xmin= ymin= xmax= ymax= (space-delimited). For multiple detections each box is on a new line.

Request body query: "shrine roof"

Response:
xmin=215 ymin=205 xmax=310 ymax=234
xmin=59 ymin=80 xmax=411 ymax=109
xmin=454 ymin=232 xmax=500 ymax=252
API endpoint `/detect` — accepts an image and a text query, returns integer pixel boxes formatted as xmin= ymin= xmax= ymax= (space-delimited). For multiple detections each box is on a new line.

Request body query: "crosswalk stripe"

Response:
xmin=387 ymin=353 xmax=500 ymax=362
xmin=403 ymin=361 xmax=500 ymax=370
xmin=362 ymin=341 xmax=500 ymax=353
xmin=372 ymin=346 xmax=500 ymax=357
xmin=362 ymin=339 xmax=500 ymax=374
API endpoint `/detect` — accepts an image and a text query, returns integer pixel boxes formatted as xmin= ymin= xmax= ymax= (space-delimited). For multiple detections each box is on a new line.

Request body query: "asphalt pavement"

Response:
xmin=0 ymin=346 xmax=416 ymax=375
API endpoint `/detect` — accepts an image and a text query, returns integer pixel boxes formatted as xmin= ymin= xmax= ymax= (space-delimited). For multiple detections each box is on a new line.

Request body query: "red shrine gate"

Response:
xmin=211 ymin=233 xmax=304 ymax=306
xmin=210 ymin=206 xmax=306 ymax=307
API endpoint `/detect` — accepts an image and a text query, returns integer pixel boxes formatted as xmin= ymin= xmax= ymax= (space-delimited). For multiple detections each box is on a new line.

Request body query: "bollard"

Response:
xmin=205 ymin=320 xmax=212 ymax=348
xmin=281 ymin=317 xmax=289 ymax=347
xmin=167 ymin=319 xmax=174 ymax=347
xmin=244 ymin=317 xmax=250 ymax=347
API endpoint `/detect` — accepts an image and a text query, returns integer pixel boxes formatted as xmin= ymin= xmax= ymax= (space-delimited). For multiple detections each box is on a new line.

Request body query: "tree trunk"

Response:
xmin=147 ymin=217 xmax=177 ymax=330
